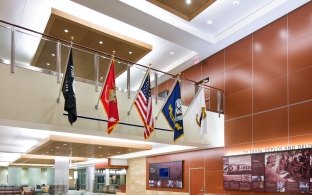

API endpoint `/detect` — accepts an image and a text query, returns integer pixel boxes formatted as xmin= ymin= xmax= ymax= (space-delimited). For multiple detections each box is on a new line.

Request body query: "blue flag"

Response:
xmin=161 ymin=81 xmax=184 ymax=141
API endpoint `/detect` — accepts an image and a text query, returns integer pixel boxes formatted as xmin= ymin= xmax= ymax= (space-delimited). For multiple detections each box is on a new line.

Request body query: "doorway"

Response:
xmin=190 ymin=168 xmax=205 ymax=195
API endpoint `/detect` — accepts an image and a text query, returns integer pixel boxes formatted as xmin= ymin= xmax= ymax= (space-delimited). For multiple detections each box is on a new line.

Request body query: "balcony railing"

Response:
xmin=0 ymin=20 xmax=224 ymax=114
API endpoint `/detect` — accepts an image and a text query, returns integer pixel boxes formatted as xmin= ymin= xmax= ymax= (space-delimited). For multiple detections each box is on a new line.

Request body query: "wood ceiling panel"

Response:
xmin=12 ymin=155 xmax=87 ymax=166
xmin=148 ymin=0 xmax=215 ymax=21
xmin=31 ymin=9 xmax=152 ymax=82
xmin=27 ymin=135 xmax=152 ymax=159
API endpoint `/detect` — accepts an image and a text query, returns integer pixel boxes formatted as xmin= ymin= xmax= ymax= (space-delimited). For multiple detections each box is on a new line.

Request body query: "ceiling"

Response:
xmin=0 ymin=0 xmax=310 ymax=166
xmin=31 ymin=9 xmax=152 ymax=81
xmin=147 ymin=0 xmax=216 ymax=21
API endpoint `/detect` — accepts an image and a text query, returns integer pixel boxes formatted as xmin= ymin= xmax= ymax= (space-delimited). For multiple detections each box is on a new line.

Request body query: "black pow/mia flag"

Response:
xmin=62 ymin=48 xmax=77 ymax=125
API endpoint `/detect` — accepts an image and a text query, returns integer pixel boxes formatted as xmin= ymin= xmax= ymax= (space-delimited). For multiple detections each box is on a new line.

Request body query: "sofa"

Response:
xmin=0 ymin=186 xmax=22 ymax=194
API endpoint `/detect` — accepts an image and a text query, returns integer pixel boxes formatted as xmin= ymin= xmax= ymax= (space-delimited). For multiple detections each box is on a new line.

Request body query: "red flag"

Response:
xmin=134 ymin=73 xmax=154 ymax=139
xmin=100 ymin=58 xmax=119 ymax=134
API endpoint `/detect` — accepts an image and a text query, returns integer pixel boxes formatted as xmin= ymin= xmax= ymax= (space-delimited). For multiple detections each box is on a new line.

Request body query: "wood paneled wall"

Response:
xmin=147 ymin=1 xmax=312 ymax=195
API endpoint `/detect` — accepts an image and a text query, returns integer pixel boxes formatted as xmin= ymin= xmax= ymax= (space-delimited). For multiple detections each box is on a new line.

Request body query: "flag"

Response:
xmin=62 ymin=48 xmax=77 ymax=125
xmin=100 ymin=58 xmax=119 ymax=134
xmin=185 ymin=88 xmax=208 ymax=137
xmin=134 ymin=73 xmax=154 ymax=139
xmin=161 ymin=81 xmax=184 ymax=141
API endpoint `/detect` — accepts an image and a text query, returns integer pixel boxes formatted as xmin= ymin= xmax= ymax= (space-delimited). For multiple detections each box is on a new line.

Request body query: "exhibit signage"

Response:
xmin=223 ymin=148 xmax=311 ymax=193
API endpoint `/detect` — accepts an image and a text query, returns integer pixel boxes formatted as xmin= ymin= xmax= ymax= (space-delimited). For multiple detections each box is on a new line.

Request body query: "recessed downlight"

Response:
xmin=51 ymin=53 xmax=55 ymax=57
xmin=169 ymin=51 xmax=174 ymax=55
xmin=186 ymin=0 xmax=191 ymax=5
xmin=233 ymin=0 xmax=240 ymax=6
xmin=98 ymin=146 xmax=102 ymax=149
xmin=99 ymin=41 xmax=103 ymax=44
xmin=46 ymin=63 xmax=50 ymax=66
xmin=206 ymin=20 xmax=213 ymax=25
xmin=128 ymin=51 xmax=132 ymax=54
xmin=63 ymin=143 xmax=67 ymax=146
xmin=64 ymin=29 xmax=69 ymax=33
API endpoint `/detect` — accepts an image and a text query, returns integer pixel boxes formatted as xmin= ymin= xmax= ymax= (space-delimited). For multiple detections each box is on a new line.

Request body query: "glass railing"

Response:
xmin=0 ymin=20 xmax=224 ymax=113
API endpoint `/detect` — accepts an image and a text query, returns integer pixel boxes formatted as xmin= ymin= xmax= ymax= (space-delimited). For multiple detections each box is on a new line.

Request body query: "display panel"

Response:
xmin=149 ymin=161 xmax=183 ymax=189
xmin=223 ymin=155 xmax=252 ymax=191
xmin=223 ymin=149 xmax=311 ymax=193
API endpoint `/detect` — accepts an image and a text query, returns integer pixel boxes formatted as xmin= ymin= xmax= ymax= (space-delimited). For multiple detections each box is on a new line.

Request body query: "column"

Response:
xmin=54 ymin=157 xmax=69 ymax=194
xmin=85 ymin=165 xmax=95 ymax=192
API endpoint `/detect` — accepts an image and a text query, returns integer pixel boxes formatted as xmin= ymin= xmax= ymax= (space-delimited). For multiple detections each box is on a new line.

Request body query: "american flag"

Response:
xmin=135 ymin=73 xmax=154 ymax=139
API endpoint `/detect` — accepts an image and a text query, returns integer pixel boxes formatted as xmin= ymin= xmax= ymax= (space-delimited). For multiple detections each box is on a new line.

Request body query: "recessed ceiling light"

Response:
xmin=64 ymin=29 xmax=69 ymax=33
xmin=128 ymin=51 xmax=132 ymax=54
xmin=56 ymin=147 xmax=60 ymax=149
xmin=233 ymin=0 xmax=240 ymax=6
xmin=51 ymin=53 xmax=55 ymax=57
xmin=70 ymin=36 xmax=74 ymax=40
xmin=63 ymin=143 xmax=67 ymax=146
xmin=170 ymin=51 xmax=174 ymax=55
xmin=46 ymin=63 xmax=50 ymax=66
xmin=98 ymin=146 xmax=102 ymax=149
xmin=186 ymin=0 xmax=191 ymax=5
xmin=206 ymin=20 xmax=213 ymax=25
xmin=99 ymin=41 xmax=103 ymax=44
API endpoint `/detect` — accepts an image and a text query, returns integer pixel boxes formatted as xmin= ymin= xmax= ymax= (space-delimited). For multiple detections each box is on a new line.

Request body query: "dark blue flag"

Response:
xmin=62 ymin=48 xmax=77 ymax=125
xmin=161 ymin=81 xmax=184 ymax=141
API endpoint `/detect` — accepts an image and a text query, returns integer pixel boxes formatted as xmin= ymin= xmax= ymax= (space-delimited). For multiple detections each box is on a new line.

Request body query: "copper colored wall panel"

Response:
xmin=288 ymin=2 xmax=312 ymax=73
xmin=188 ymin=150 xmax=204 ymax=168
xmin=289 ymin=67 xmax=312 ymax=103
xmin=253 ymin=18 xmax=287 ymax=85
xmin=205 ymin=170 xmax=224 ymax=194
xmin=225 ymin=88 xmax=252 ymax=119
xmin=289 ymin=101 xmax=312 ymax=136
xmin=253 ymin=76 xmax=287 ymax=112
xmin=202 ymin=50 xmax=225 ymax=78
xmin=253 ymin=108 xmax=288 ymax=141
xmin=252 ymin=138 xmax=288 ymax=151
xmin=224 ymin=142 xmax=252 ymax=156
xmin=204 ymin=147 xmax=224 ymax=171
xmin=225 ymin=116 xmax=252 ymax=146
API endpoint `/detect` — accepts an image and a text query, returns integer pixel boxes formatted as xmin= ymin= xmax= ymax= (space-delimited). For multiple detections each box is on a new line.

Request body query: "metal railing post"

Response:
xmin=154 ymin=72 xmax=158 ymax=104
xmin=10 ymin=27 xmax=15 ymax=73
xmin=94 ymin=53 xmax=99 ymax=92
xmin=127 ymin=64 xmax=130 ymax=99
xmin=56 ymin=41 xmax=61 ymax=83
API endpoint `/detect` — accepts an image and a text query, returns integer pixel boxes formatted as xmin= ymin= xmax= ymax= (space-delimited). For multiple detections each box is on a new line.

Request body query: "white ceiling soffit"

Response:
xmin=71 ymin=0 xmax=309 ymax=73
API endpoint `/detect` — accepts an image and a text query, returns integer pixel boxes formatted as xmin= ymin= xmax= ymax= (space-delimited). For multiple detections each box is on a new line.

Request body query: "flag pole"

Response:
xmin=56 ymin=38 xmax=74 ymax=103
xmin=127 ymin=64 xmax=151 ymax=115
xmin=95 ymin=51 xmax=115 ymax=110
xmin=183 ymin=81 xmax=206 ymax=117
xmin=155 ymin=73 xmax=181 ymax=120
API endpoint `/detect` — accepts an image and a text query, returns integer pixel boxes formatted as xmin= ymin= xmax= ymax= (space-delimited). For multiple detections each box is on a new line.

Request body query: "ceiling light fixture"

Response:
xmin=46 ymin=63 xmax=50 ymax=66
xmin=99 ymin=41 xmax=103 ymax=44
xmin=186 ymin=0 xmax=191 ymax=5
xmin=128 ymin=51 xmax=132 ymax=54
xmin=64 ymin=29 xmax=69 ymax=33
xmin=233 ymin=0 xmax=240 ymax=6
xmin=51 ymin=53 xmax=55 ymax=57
xmin=170 ymin=51 xmax=174 ymax=55
xmin=206 ymin=20 xmax=213 ymax=25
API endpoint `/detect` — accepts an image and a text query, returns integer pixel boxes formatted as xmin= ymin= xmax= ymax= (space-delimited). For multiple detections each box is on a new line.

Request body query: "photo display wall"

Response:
xmin=149 ymin=161 xmax=183 ymax=189
xmin=223 ymin=149 xmax=311 ymax=193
